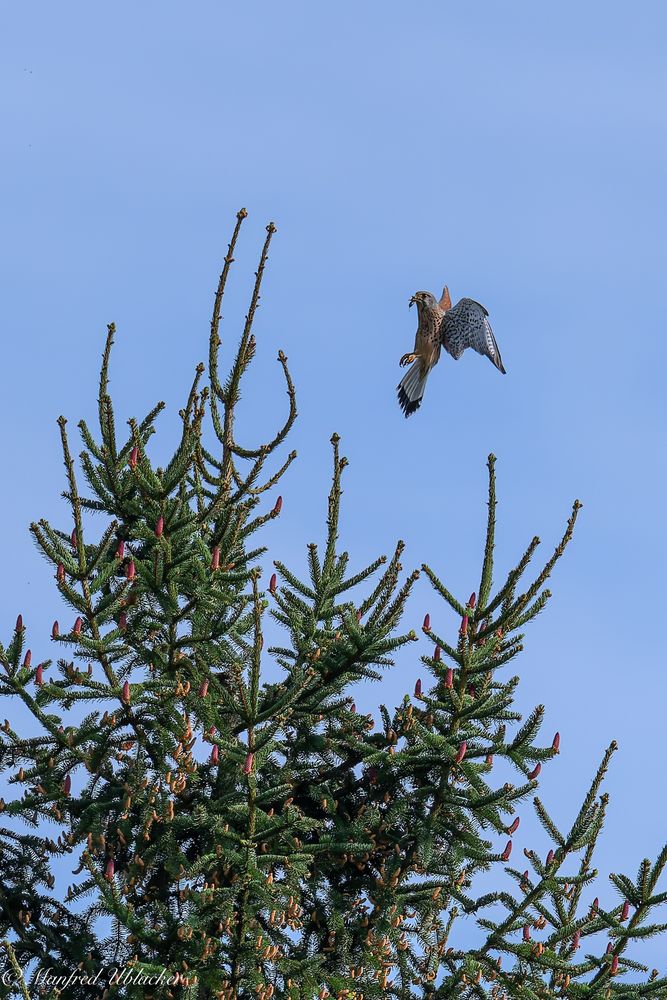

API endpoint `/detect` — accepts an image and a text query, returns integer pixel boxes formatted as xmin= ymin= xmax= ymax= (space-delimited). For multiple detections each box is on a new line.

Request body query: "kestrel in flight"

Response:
xmin=397 ymin=286 xmax=506 ymax=417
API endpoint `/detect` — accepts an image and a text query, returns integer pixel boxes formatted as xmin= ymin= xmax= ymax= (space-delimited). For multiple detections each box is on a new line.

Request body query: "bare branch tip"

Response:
xmin=237 ymin=208 xmax=248 ymax=220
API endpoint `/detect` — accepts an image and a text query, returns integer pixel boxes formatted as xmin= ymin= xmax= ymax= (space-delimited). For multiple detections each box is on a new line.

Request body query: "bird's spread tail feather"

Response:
xmin=397 ymin=361 xmax=429 ymax=417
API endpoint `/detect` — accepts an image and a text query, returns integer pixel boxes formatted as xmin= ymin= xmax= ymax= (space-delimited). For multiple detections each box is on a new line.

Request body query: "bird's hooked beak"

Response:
xmin=409 ymin=294 xmax=416 ymax=309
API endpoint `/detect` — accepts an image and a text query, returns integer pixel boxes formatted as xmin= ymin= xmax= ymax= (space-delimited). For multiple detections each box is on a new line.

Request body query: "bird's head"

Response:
xmin=410 ymin=287 xmax=452 ymax=312
xmin=409 ymin=290 xmax=438 ymax=310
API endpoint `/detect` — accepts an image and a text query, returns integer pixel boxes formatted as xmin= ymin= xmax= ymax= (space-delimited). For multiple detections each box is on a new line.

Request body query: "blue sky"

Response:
xmin=1 ymin=0 xmax=667 ymax=966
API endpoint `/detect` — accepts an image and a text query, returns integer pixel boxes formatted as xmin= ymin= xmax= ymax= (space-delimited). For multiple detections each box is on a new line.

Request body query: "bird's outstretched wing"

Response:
xmin=440 ymin=298 xmax=506 ymax=373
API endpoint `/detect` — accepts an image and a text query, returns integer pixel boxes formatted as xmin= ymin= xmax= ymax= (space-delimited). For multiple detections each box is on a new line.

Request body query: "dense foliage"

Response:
xmin=1 ymin=212 xmax=665 ymax=1000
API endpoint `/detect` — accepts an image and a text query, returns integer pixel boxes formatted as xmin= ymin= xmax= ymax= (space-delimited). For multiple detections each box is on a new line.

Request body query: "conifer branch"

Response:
xmin=3 ymin=220 xmax=666 ymax=999
xmin=1 ymin=939 xmax=30 ymax=1000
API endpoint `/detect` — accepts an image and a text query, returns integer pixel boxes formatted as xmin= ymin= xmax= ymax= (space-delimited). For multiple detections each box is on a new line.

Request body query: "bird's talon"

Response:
xmin=399 ymin=353 xmax=416 ymax=368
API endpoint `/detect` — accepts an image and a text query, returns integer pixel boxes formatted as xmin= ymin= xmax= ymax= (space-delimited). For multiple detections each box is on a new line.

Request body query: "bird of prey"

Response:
xmin=397 ymin=286 xmax=505 ymax=417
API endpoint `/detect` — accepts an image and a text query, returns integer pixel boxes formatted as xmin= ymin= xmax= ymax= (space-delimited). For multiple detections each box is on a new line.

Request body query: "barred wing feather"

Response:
xmin=440 ymin=298 xmax=506 ymax=374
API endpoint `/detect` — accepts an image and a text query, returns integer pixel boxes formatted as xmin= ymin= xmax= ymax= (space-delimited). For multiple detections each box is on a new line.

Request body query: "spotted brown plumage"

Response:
xmin=397 ymin=286 xmax=506 ymax=416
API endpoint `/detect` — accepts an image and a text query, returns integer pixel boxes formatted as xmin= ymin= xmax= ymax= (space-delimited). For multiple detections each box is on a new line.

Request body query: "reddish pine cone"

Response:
xmin=468 ymin=592 xmax=477 ymax=609
xmin=523 ymin=925 xmax=530 ymax=942
xmin=611 ymin=955 xmax=619 ymax=975
xmin=115 ymin=540 xmax=125 ymax=560
xmin=210 ymin=547 xmax=221 ymax=571
xmin=572 ymin=930 xmax=580 ymax=950
xmin=433 ymin=645 xmax=441 ymax=662
xmin=356 ymin=609 xmax=363 ymax=622
xmin=23 ymin=650 xmax=31 ymax=668
xmin=501 ymin=840 xmax=512 ymax=861
xmin=350 ymin=703 xmax=356 ymax=713
xmin=546 ymin=849 xmax=554 ymax=865
xmin=118 ymin=613 xmax=127 ymax=631
xmin=70 ymin=529 xmax=77 ymax=547
xmin=621 ymin=900 xmax=630 ymax=921
xmin=485 ymin=753 xmax=494 ymax=766
xmin=35 ymin=664 xmax=43 ymax=686
xmin=126 ymin=561 xmax=136 ymax=581
xmin=208 ymin=725 xmax=216 ymax=737
xmin=528 ymin=762 xmax=541 ymax=780
xmin=122 ymin=681 xmax=131 ymax=704
xmin=63 ymin=774 xmax=71 ymax=795
xmin=272 ymin=496 xmax=283 ymax=515
xmin=414 ymin=678 xmax=422 ymax=697
xmin=52 ymin=621 xmax=59 ymax=639
xmin=606 ymin=942 xmax=613 ymax=954
xmin=210 ymin=745 xmax=219 ymax=764
xmin=105 ymin=859 xmax=115 ymax=881
xmin=155 ymin=516 xmax=164 ymax=538
xmin=198 ymin=680 xmax=209 ymax=698
xmin=454 ymin=741 xmax=467 ymax=764
xmin=445 ymin=668 xmax=454 ymax=689
xmin=15 ymin=614 xmax=23 ymax=632
xmin=73 ymin=617 xmax=83 ymax=636
xmin=129 ymin=446 xmax=139 ymax=469
xmin=243 ymin=752 xmax=254 ymax=775
xmin=459 ymin=614 xmax=468 ymax=636
xmin=552 ymin=732 xmax=560 ymax=751
xmin=57 ymin=563 xmax=65 ymax=583
xmin=507 ymin=817 xmax=520 ymax=835
xmin=422 ymin=613 xmax=430 ymax=632
xmin=269 ymin=573 xmax=277 ymax=595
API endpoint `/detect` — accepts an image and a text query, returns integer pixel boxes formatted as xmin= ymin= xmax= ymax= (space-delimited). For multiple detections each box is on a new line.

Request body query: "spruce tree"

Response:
xmin=1 ymin=210 xmax=666 ymax=1000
